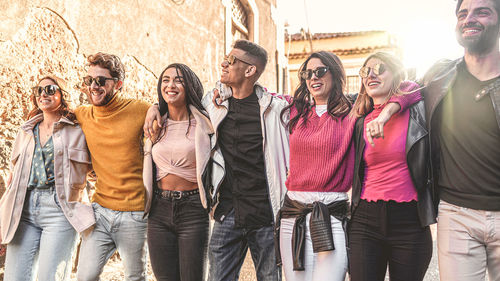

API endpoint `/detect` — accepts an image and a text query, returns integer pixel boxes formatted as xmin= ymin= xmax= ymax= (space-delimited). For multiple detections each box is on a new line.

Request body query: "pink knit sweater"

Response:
xmin=285 ymin=83 xmax=421 ymax=193
xmin=286 ymin=108 xmax=355 ymax=192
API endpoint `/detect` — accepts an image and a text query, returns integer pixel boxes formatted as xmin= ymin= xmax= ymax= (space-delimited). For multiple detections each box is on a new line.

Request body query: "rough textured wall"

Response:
xmin=0 ymin=7 xmax=157 ymax=183
xmin=0 ymin=0 xmax=226 ymax=87
xmin=0 ymin=0 xmax=280 ymax=185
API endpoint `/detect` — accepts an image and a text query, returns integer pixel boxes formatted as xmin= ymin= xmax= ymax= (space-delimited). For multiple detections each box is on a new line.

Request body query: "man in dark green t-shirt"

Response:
xmin=423 ymin=0 xmax=500 ymax=280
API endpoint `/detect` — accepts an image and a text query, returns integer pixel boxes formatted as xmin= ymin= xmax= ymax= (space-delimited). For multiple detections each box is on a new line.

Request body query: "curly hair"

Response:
xmin=87 ymin=52 xmax=125 ymax=81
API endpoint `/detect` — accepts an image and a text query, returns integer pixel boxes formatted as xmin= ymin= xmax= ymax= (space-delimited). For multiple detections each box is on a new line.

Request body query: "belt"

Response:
xmin=154 ymin=188 xmax=199 ymax=200
xmin=27 ymin=184 xmax=55 ymax=191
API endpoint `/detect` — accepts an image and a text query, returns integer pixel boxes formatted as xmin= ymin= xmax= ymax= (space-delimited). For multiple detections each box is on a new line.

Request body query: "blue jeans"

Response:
xmin=4 ymin=188 xmax=78 ymax=281
xmin=76 ymin=202 xmax=148 ymax=281
xmin=208 ymin=209 xmax=281 ymax=281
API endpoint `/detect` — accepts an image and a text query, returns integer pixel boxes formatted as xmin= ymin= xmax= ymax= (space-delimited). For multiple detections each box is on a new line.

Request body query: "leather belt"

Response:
xmin=154 ymin=188 xmax=199 ymax=200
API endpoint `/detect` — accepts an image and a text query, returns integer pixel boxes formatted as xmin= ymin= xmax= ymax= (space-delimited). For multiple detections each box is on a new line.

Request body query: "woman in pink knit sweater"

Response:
xmin=276 ymin=51 xmax=420 ymax=281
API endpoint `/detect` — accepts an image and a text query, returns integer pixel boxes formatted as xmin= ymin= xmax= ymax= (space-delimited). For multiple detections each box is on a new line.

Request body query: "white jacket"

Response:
xmin=201 ymin=82 xmax=290 ymax=221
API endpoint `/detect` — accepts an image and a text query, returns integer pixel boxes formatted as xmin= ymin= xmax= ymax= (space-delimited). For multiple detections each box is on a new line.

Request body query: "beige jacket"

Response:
xmin=0 ymin=114 xmax=95 ymax=244
xmin=143 ymin=105 xmax=214 ymax=215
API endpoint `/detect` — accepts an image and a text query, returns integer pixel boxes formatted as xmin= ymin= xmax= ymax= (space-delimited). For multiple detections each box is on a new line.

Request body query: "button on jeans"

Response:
xmin=208 ymin=209 xmax=281 ymax=281
xmin=4 ymin=188 xmax=78 ymax=281
xmin=76 ymin=202 xmax=148 ymax=281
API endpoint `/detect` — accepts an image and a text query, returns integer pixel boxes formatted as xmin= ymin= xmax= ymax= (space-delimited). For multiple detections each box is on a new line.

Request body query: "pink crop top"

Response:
xmin=152 ymin=118 xmax=197 ymax=183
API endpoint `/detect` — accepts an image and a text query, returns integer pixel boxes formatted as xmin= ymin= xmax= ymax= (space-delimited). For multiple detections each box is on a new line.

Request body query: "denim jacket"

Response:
xmin=0 ymin=114 xmax=95 ymax=243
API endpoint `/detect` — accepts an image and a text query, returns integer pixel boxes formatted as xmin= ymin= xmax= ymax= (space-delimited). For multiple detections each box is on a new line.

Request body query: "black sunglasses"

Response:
xmin=83 ymin=76 xmax=118 ymax=87
xmin=223 ymin=54 xmax=253 ymax=66
xmin=299 ymin=66 xmax=330 ymax=80
xmin=32 ymin=85 xmax=61 ymax=97
xmin=359 ymin=63 xmax=386 ymax=78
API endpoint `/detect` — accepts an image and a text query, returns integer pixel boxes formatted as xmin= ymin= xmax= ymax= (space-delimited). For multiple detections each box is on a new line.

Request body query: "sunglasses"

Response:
xmin=32 ymin=85 xmax=61 ymax=97
xmin=359 ymin=63 xmax=386 ymax=78
xmin=299 ymin=66 xmax=330 ymax=80
xmin=83 ymin=76 xmax=118 ymax=87
xmin=223 ymin=54 xmax=253 ymax=66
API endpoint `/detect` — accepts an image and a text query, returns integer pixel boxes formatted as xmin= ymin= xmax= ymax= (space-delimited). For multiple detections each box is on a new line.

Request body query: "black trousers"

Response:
xmin=349 ymin=199 xmax=432 ymax=281
xmin=147 ymin=193 xmax=209 ymax=281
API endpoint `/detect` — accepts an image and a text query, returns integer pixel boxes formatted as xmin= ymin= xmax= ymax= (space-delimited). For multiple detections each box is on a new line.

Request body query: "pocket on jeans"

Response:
xmin=438 ymin=201 xmax=460 ymax=216
xmin=130 ymin=211 xmax=147 ymax=223
xmin=53 ymin=192 xmax=62 ymax=209
xmin=437 ymin=209 xmax=469 ymax=255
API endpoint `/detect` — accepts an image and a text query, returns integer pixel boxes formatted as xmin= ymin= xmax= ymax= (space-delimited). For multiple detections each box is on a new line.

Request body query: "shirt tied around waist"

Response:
xmin=275 ymin=195 xmax=349 ymax=271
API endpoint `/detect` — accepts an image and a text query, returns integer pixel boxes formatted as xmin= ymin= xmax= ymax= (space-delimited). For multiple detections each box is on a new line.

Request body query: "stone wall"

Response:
xmin=0 ymin=7 xmax=158 ymax=183
xmin=0 ymin=0 xmax=280 ymax=183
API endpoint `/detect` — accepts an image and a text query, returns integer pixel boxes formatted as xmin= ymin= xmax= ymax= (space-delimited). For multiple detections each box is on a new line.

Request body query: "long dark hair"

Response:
xmin=27 ymin=75 xmax=76 ymax=122
xmin=156 ymin=63 xmax=206 ymax=139
xmin=281 ymin=51 xmax=351 ymax=133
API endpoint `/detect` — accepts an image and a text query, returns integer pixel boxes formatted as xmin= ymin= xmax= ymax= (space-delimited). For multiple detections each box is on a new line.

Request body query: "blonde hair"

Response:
xmin=351 ymin=52 xmax=407 ymax=118
xmin=27 ymin=75 xmax=76 ymax=122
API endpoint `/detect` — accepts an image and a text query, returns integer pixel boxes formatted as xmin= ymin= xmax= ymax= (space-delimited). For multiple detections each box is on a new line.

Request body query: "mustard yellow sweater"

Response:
xmin=75 ymin=94 xmax=150 ymax=211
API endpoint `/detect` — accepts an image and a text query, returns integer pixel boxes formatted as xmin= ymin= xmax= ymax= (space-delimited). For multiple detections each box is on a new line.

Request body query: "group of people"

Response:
xmin=0 ymin=0 xmax=499 ymax=280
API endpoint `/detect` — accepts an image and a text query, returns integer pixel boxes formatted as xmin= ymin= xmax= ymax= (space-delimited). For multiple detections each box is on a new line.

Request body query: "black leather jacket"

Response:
xmin=351 ymin=100 xmax=437 ymax=227
xmin=421 ymin=58 xmax=500 ymax=194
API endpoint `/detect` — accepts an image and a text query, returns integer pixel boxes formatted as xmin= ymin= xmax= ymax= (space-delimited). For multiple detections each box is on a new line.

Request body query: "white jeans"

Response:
xmin=279 ymin=192 xmax=348 ymax=281
xmin=437 ymin=200 xmax=500 ymax=281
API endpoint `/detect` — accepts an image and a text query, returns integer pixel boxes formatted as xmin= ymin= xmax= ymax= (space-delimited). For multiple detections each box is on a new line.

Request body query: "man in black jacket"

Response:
xmin=422 ymin=0 xmax=500 ymax=280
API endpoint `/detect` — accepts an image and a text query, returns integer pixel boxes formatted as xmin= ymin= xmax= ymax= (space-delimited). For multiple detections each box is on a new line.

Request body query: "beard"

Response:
xmin=456 ymin=21 xmax=500 ymax=55
xmin=88 ymin=88 xmax=116 ymax=106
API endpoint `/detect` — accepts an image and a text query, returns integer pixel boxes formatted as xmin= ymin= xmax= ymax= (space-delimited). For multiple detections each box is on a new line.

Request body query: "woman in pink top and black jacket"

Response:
xmin=349 ymin=52 xmax=436 ymax=281
xmin=143 ymin=63 xmax=213 ymax=281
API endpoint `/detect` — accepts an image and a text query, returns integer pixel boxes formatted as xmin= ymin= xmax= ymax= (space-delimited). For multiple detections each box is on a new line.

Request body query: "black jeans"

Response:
xmin=147 ymin=192 xmax=209 ymax=281
xmin=349 ymin=200 xmax=432 ymax=281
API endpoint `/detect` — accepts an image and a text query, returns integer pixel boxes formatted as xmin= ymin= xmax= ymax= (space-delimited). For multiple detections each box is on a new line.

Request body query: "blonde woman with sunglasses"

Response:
xmin=349 ymin=52 xmax=435 ymax=281
xmin=0 ymin=76 xmax=95 ymax=281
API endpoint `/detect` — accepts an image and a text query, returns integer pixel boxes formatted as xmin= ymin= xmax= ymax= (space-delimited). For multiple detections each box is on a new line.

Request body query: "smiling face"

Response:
xmin=362 ymin=58 xmax=394 ymax=104
xmin=86 ymin=65 xmax=121 ymax=106
xmin=161 ymin=67 xmax=187 ymax=108
xmin=305 ymin=58 xmax=333 ymax=105
xmin=36 ymin=78 xmax=62 ymax=114
xmin=220 ymin=48 xmax=255 ymax=86
xmin=456 ymin=0 xmax=500 ymax=54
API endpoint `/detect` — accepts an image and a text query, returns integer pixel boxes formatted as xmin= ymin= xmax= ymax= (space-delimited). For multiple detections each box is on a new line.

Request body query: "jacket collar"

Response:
xmin=21 ymin=113 xmax=75 ymax=132
xmin=216 ymin=81 xmax=272 ymax=109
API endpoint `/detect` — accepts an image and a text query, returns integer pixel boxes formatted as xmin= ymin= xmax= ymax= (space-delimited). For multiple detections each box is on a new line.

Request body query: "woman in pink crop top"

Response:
xmin=143 ymin=63 xmax=213 ymax=281
xmin=349 ymin=52 xmax=436 ymax=281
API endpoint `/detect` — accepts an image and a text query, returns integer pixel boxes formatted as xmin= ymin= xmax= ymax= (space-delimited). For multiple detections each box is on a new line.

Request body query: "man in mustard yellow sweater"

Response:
xmin=75 ymin=52 xmax=150 ymax=281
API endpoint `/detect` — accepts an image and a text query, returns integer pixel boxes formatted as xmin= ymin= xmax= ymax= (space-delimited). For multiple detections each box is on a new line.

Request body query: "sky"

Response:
xmin=279 ymin=0 xmax=464 ymax=76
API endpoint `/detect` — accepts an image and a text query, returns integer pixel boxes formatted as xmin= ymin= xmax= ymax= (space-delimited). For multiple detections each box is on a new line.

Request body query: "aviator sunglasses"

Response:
xmin=359 ymin=63 xmax=386 ymax=78
xmin=83 ymin=76 xmax=118 ymax=87
xmin=32 ymin=85 xmax=61 ymax=97
xmin=223 ymin=54 xmax=253 ymax=66
xmin=299 ymin=66 xmax=330 ymax=80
